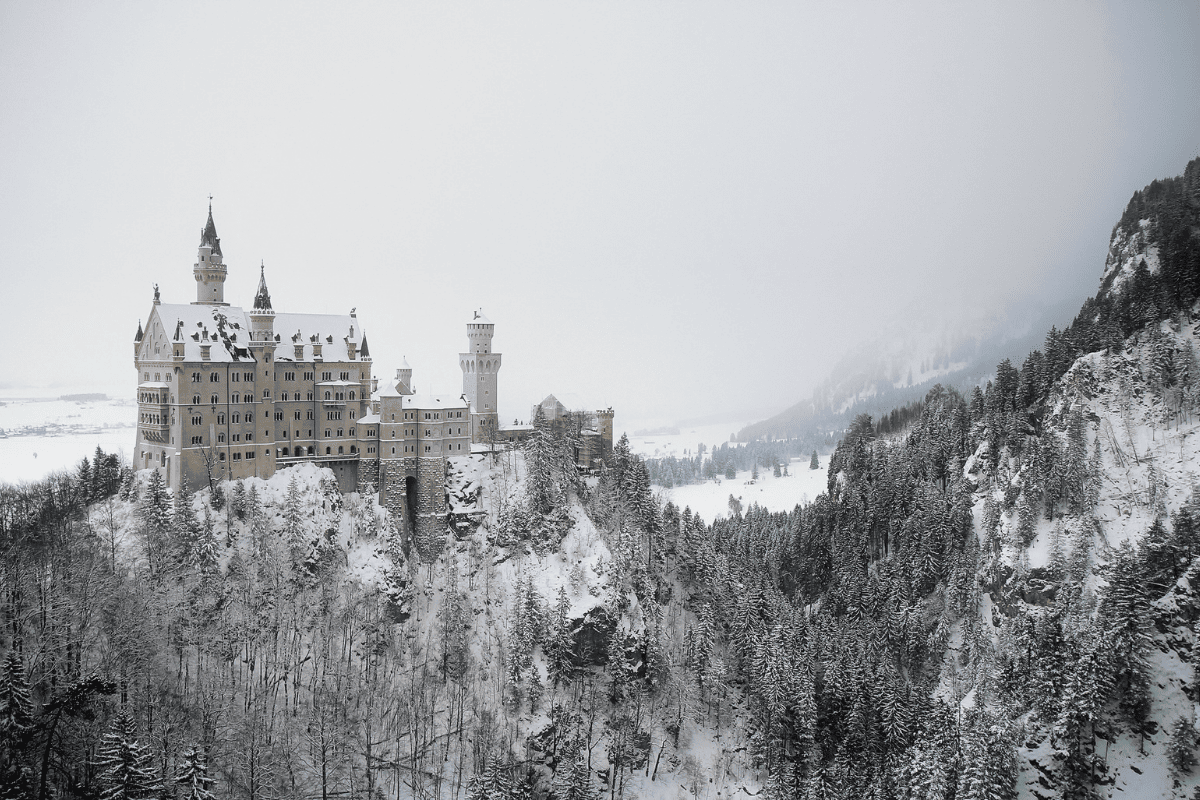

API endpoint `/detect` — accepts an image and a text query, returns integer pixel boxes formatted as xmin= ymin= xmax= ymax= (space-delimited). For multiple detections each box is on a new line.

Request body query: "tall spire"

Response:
xmin=253 ymin=262 xmax=273 ymax=311
xmin=199 ymin=200 xmax=222 ymax=257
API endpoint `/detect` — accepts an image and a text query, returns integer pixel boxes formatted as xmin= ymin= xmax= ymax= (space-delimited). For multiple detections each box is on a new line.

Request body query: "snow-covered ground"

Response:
xmin=655 ymin=458 xmax=830 ymax=522
xmin=622 ymin=421 xmax=745 ymax=460
xmin=0 ymin=396 xmax=135 ymax=484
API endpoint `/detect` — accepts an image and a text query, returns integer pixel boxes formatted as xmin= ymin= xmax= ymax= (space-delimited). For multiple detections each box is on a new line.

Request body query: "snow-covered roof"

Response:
xmin=471 ymin=309 xmax=492 ymax=325
xmin=500 ymin=423 xmax=534 ymax=432
xmin=402 ymin=394 xmax=467 ymax=410
xmin=143 ymin=304 xmax=363 ymax=364
xmin=357 ymin=413 xmax=381 ymax=424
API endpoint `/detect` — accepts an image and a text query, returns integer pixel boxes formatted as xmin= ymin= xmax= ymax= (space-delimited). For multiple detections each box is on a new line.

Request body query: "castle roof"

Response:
xmin=252 ymin=265 xmax=272 ymax=311
xmin=402 ymin=394 xmax=468 ymax=410
xmin=471 ymin=309 xmax=492 ymax=325
xmin=200 ymin=204 xmax=222 ymax=257
xmin=145 ymin=304 xmax=361 ymax=363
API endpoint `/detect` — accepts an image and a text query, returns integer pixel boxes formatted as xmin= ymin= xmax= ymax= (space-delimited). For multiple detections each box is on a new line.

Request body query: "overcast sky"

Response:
xmin=1 ymin=2 xmax=1197 ymax=427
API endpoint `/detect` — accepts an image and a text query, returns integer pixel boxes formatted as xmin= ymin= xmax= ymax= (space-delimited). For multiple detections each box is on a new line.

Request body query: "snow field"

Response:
xmin=654 ymin=459 xmax=830 ymax=523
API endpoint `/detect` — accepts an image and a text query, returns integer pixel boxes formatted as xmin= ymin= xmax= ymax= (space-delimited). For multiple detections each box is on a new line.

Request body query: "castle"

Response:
xmin=133 ymin=205 xmax=515 ymax=541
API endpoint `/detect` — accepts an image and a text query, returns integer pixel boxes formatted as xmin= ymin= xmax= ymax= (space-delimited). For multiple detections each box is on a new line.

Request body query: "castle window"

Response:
xmin=325 ymin=447 xmax=331 ymax=455
xmin=262 ymin=389 xmax=270 ymax=399
xmin=217 ymin=413 xmax=225 ymax=424
xmin=325 ymin=429 xmax=331 ymax=438
xmin=246 ymin=372 xmax=254 ymax=382
xmin=144 ymin=372 xmax=149 ymax=381
xmin=231 ymin=373 xmax=239 ymax=382
xmin=282 ymin=429 xmax=288 ymax=438
xmin=349 ymin=391 xmax=356 ymax=400
xmin=295 ymin=411 xmax=301 ymax=420
xmin=219 ymin=452 xmax=225 ymax=461
xmin=324 ymin=391 xmax=331 ymax=401
xmin=285 ymin=372 xmax=295 ymax=381
xmin=232 ymin=452 xmax=241 ymax=461
xmin=338 ymin=446 xmax=344 ymax=454
xmin=232 ymin=393 xmax=239 ymax=404
xmin=232 ymin=413 xmax=240 ymax=424
xmin=275 ymin=411 xmax=284 ymax=421
xmin=232 ymin=433 xmax=240 ymax=442
xmin=265 ymin=354 xmax=271 ymax=362
xmin=210 ymin=373 xmax=219 ymax=382
xmin=191 ymin=372 xmax=201 ymax=382
xmin=391 ymin=431 xmax=395 ymax=438
xmin=155 ymin=373 xmax=160 ymax=381
xmin=246 ymin=451 xmax=255 ymax=459
xmin=304 ymin=372 xmax=314 ymax=381
xmin=217 ymin=433 xmax=225 ymax=443
xmin=190 ymin=436 xmax=202 ymax=445
xmin=391 ymin=447 xmax=396 ymax=454
xmin=246 ymin=432 xmax=254 ymax=441
xmin=349 ymin=428 xmax=355 ymax=437
xmin=306 ymin=411 xmax=314 ymax=420
xmin=281 ymin=447 xmax=289 ymax=456
xmin=340 ymin=371 xmax=349 ymax=380
xmin=322 ymin=371 xmax=332 ymax=381
xmin=166 ymin=374 xmax=172 ymax=381
xmin=337 ymin=429 xmax=344 ymax=438
xmin=191 ymin=415 xmax=202 ymax=426
xmin=211 ymin=394 xmax=219 ymax=404
xmin=281 ymin=392 xmax=288 ymax=401
xmin=425 ymin=445 xmax=431 ymax=452
xmin=192 ymin=394 xmax=201 ymax=405
xmin=307 ymin=446 xmax=314 ymax=455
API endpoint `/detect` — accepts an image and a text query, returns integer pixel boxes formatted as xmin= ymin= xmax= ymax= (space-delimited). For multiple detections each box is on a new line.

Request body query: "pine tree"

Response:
xmin=546 ymin=587 xmax=576 ymax=688
xmin=1168 ymin=718 xmax=1198 ymax=774
xmin=554 ymin=752 xmax=596 ymax=800
xmin=0 ymin=651 xmax=34 ymax=800
xmin=282 ymin=475 xmax=304 ymax=542
xmin=176 ymin=745 xmax=216 ymax=800
xmin=810 ymin=451 xmax=819 ymax=470
xmin=140 ymin=469 xmax=174 ymax=572
xmin=94 ymin=711 xmax=158 ymax=800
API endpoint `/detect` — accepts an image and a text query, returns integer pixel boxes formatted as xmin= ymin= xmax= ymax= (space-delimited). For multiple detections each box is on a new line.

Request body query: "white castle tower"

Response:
xmin=193 ymin=202 xmax=229 ymax=305
xmin=459 ymin=309 xmax=501 ymax=443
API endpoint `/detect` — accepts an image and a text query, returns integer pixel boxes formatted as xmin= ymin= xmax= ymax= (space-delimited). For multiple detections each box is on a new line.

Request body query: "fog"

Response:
xmin=2 ymin=2 xmax=1197 ymax=428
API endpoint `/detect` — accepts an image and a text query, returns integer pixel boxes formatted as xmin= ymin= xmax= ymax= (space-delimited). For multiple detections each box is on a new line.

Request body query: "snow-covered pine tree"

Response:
xmin=282 ymin=474 xmax=304 ymax=543
xmin=175 ymin=745 xmax=216 ymax=800
xmin=0 ymin=650 xmax=34 ymax=800
xmin=553 ymin=752 xmax=597 ymax=800
xmin=94 ymin=710 xmax=158 ymax=800
xmin=139 ymin=469 xmax=173 ymax=573
xmin=810 ymin=450 xmax=819 ymax=470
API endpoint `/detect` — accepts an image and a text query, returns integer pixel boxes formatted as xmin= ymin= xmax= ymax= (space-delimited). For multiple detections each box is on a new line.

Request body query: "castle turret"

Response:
xmin=395 ymin=357 xmax=414 ymax=395
xmin=193 ymin=202 xmax=229 ymax=305
xmin=459 ymin=309 xmax=501 ymax=443
xmin=248 ymin=264 xmax=276 ymax=345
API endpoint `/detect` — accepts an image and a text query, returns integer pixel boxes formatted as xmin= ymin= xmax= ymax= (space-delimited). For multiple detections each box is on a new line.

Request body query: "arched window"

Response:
xmin=192 ymin=394 xmax=201 ymax=405
xmin=210 ymin=394 xmax=218 ymax=404
xmin=338 ymin=446 xmax=344 ymax=454
xmin=324 ymin=391 xmax=331 ymax=401
xmin=349 ymin=391 xmax=355 ymax=400
xmin=307 ymin=446 xmax=315 ymax=455
xmin=350 ymin=445 xmax=357 ymax=454
xmin=232 ymin=393 xmax=239 ymax=404
xmin=281 ymin=447 xmax=289 ymax=456
xmin=325 ymin=446 xmax=331 ymax=455
xmin=281 ymin=392 xmax=288 ymax=402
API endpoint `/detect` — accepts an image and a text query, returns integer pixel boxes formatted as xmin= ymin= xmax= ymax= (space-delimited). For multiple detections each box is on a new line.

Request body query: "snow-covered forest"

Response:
xmin=2 ymin=160 xmax=1200 ymax=800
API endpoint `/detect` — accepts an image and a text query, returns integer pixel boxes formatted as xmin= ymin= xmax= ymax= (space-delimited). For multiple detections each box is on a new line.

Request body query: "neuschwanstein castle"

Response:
xmin=133 ymin=205 xmax=527 ymax=540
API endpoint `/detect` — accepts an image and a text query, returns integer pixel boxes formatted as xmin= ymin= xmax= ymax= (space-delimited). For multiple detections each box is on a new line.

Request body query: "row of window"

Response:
xmin=190 ymin=371 xmax=256 ymax=383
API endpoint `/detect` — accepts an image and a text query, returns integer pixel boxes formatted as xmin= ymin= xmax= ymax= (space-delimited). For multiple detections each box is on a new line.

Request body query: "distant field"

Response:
xmin=0 ymin=397 xmax=135 ymax=484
